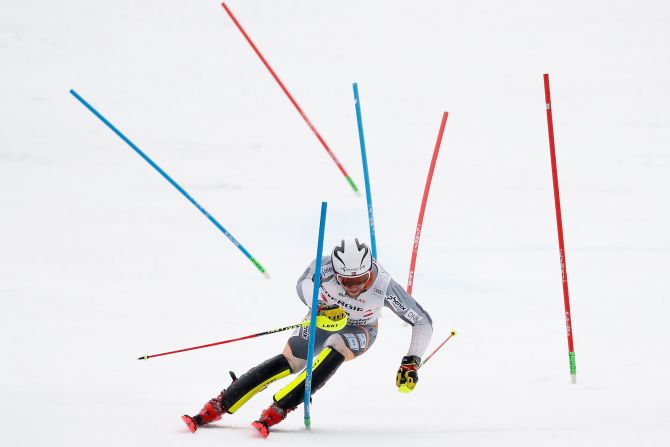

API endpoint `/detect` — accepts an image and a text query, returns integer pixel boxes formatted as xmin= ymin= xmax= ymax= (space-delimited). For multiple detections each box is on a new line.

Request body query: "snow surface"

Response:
xmin=2 ymin=1 xmax=669 ymax=446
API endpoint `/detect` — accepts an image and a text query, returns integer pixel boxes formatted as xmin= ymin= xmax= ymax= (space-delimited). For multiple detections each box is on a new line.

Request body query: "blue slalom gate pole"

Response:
xmin=69 ymin=89 xmax=268 ymax=277
xmin=353 ymin=83 xmax=377 ymax=259
xmin=304 ymin=201 xmax=328 ymax=429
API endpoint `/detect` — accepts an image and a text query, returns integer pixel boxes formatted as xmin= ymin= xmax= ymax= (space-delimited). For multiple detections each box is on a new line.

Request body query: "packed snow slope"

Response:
xmin=1 ymin=1 xmax=669 ymax=446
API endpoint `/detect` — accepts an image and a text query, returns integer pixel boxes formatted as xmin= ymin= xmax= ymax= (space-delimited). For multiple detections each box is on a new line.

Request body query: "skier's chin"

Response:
xmin=345 ymin=288 xmax=362 ymax=298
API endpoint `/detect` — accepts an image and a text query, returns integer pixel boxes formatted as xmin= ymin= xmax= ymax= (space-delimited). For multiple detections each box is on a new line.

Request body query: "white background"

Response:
xmin=1 ymin=1 xmax=669 ymax=445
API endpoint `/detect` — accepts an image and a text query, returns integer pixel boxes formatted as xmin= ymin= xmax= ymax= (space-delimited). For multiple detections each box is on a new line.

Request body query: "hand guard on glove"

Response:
xmin=396 ymin=355 xmax=421 ymax=393
xmin=314 ymin=301 xmax=348 ymax=331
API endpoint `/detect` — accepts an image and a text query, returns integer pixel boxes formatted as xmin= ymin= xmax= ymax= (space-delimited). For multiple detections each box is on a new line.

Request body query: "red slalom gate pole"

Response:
xmin=407 ymin=111 xmax=448 ymax=295
xmin=220 ymin=2 xmax=359 ymax=195
xmin=543 ymin=73 xmax=577 ymax=384
xmin=400 ymin=112 xmax=455 ymax=377
xmin=137 ymin=322 xmax=304 ymax=360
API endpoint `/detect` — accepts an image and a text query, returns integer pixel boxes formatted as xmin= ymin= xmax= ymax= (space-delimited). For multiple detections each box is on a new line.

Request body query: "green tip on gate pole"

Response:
xmin=250 ymin=257 xmax=269 ymax=278
xmin=346 ymin=176 xmax=360 ymax=195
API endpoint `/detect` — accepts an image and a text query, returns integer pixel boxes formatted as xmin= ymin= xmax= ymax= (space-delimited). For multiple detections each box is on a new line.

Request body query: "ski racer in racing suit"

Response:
xmin=182 ymin=237 xmax=433 ymax=437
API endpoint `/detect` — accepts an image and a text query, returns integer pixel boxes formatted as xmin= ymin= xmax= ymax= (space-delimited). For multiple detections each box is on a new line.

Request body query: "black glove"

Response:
xmin=396 ymin=355 xmax=421 ymax=393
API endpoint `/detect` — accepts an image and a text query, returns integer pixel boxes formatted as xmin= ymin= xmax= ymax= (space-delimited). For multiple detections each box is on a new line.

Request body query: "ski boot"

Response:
xmin=251 ymin=402 xmax=294 ymax=438
xmin=182 ymin=371 xmax=237 ymax=433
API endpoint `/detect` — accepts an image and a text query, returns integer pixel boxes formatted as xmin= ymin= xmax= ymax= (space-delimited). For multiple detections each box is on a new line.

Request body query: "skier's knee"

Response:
xmin=282 ymin=343 xmax=307 ymax=372
xmin=324 ymin=334 xmax=356 ymax=361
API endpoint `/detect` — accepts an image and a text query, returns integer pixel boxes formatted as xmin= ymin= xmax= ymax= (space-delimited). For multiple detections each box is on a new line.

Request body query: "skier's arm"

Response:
xmin=295 ymin=259 xmax=346 ymax=330
xmin=384 ymin=279 xmax=433 ymax=392
xmin=295 ymin=256 xmax=336 ymax=308
xmin=295 ymin=260 xmax=317 ymax=306
xmin=383 ymin=279 xmax=433 ymax=359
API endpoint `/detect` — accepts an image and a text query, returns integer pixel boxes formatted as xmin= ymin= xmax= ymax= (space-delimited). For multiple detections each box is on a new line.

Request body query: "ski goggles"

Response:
xmin=336 ymin=271 xmax=371 ymax=288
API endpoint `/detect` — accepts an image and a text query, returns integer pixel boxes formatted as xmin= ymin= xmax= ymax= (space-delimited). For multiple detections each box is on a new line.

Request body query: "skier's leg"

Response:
xmin=182 ymin=353 xmax=293 ymax=432
xmin=282 ymin=343 xmax=307 ymax=371
xmin=275 ymin=346 xmax=346 ymax=408
xmin=277 ymin=324 xmax=378 ymax=408
xmin=220 ymin=354 xmax=296 ymax=414
xmin=251 ymin=346 xmax=346 ymax=437
xmin=253 ymin=325 xmax=377 ymax=437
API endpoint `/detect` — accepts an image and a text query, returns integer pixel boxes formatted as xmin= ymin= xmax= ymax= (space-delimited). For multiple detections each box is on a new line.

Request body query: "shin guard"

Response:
xmin=272 ymin=347 xmax=345 ymax=411
xmin=221 ymin=354 xmax=292 ymax=414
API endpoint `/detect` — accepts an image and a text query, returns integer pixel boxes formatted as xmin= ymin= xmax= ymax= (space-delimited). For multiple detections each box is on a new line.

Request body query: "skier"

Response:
xmin=182 ymin=237 xmax=433 ymax=438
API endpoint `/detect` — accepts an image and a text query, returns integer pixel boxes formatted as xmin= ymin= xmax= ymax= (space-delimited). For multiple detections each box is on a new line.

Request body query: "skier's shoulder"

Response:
xmin=371 ymin=260 xmax=392 ymax=291
xmin=320 ymin=256 xmax=334 ymax=279
xmin=305 ymin=255 xmax=332 ymax=270
xmin=299 ymin=256 xmax=334 ymax=285
xmin=307 ymin=256 xmax=334 ymax=280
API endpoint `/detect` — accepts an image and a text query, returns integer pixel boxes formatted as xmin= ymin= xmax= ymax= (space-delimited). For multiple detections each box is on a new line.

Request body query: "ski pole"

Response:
xmin=220 ymin=2 xmax=359 ymax=195
xmin=69 ymin=89 xmax=269 ymax=277
xmin=397 ymin=330 xmax=456 ymax=392
xmin=137 ymin=322 xmax=307 ymax=360
xmin=419 ymin=330 xmax=457 ymax=369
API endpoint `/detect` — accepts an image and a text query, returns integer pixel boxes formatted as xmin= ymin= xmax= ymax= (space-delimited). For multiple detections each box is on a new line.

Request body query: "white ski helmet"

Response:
xmin=331 ymin=238 xmax=372 ymax=277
